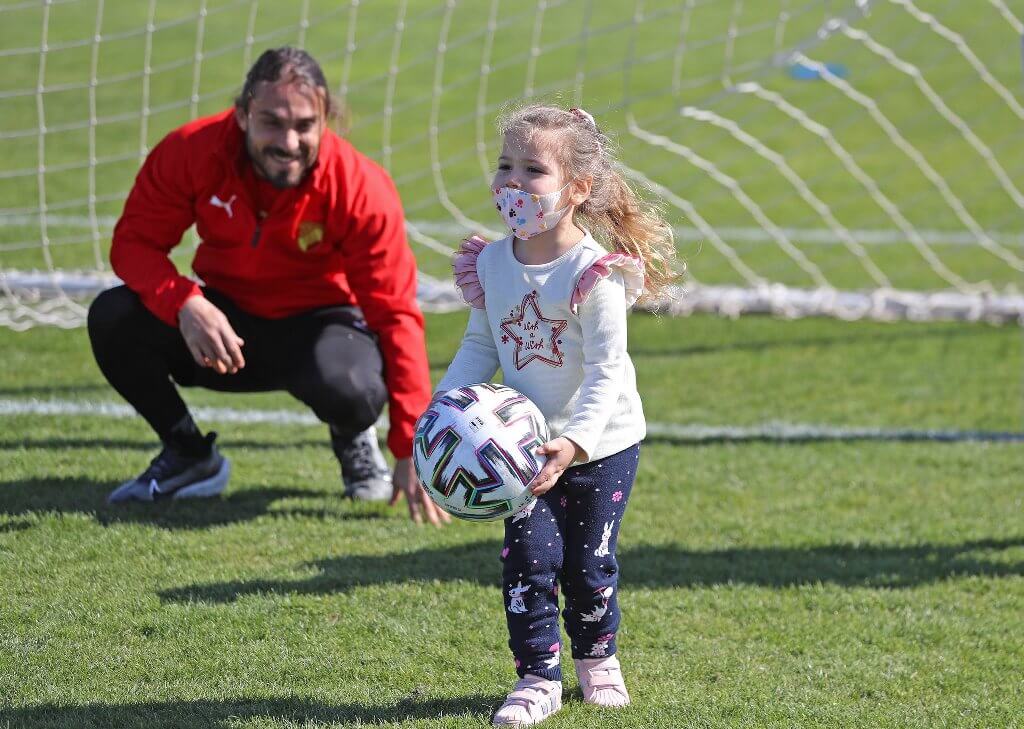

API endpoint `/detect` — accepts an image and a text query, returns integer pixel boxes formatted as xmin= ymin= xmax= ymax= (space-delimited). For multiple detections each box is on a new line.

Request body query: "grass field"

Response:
xmin=1 ymin=311 xmax=1022 ymax=728
xmin=2 ymin=1 xmax=1024 ymax=727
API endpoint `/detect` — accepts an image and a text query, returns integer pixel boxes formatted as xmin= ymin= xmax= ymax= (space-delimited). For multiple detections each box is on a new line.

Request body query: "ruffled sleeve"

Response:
xmin=452 ymin=235 xmax=489 ymax=309
xmin=570 ymin=252 xmax=645 ymax=314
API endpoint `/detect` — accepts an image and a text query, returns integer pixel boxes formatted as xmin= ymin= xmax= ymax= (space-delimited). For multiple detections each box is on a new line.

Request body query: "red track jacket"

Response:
xmin=110 ymin=109 xmax=430 ymax=458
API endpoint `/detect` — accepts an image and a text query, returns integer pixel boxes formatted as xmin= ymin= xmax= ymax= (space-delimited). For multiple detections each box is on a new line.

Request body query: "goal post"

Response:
xmin=1 ymin=0 xmax=1021 ymax=329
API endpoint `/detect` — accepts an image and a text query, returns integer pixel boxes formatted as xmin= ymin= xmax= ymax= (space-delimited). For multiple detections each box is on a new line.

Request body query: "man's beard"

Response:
xmin=246 ymin=135 xmax=317 ymax=189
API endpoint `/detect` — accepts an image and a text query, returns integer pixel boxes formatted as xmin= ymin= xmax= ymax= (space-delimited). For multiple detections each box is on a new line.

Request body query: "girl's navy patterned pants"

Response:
xmin=500 ymin=442 xmax=640 ymax=681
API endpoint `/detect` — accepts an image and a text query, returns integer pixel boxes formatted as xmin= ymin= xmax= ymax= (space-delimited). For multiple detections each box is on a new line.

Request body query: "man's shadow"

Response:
xmin=159 ymin=535 xmax=1024 ymax=604
xmin=0 ymin=436 xmax=328 ymax=452
xmin=0 ymin=476 xmax=386 ymax=531
xmin=1 ymin=694 xmax=502 ymax=729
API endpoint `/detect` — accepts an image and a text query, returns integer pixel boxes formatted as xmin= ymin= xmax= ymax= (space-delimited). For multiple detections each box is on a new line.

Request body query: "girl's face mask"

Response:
xmin=492 ymin=179 xmax=573 ymax=240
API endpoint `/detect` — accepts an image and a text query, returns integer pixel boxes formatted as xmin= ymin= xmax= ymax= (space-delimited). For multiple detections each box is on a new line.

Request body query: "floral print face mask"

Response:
xmin=492 ymin=179 xmax=573 ymax=240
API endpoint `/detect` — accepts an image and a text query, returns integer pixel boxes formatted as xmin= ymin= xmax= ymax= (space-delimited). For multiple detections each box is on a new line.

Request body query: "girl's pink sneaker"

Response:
xmin=574 ymin=655 xmax=631 ymax=707
xmin=492 ymin=674 xmax=562 ymax=727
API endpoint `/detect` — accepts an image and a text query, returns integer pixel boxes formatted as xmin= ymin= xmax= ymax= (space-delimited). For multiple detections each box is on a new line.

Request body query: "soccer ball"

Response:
xmin=413 ymin=383 xmax=549 ymax=521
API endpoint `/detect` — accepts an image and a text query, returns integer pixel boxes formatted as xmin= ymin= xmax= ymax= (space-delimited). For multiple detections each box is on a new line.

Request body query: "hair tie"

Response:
xmin=569 ymin=107 xmax=597 ymax=130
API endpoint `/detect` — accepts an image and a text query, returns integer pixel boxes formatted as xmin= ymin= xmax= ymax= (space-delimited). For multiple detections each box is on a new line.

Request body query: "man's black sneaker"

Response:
xmin=107 ymin=433 xmax=230 ymax=504
xmin=330 ymin=425 xmax=392 ymax=501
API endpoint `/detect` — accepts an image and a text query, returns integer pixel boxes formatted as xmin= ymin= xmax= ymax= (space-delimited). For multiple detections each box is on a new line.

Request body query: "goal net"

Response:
xmin=1 ymin=0 xmax=1021 ymax=329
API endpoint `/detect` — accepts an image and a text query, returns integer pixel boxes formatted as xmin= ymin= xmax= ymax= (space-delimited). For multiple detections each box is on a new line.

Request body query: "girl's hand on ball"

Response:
xmin=530 ymin=437 xmax=580 ymax=495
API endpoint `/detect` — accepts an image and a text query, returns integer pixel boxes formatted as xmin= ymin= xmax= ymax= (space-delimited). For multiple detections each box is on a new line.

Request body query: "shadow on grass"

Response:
xmin=2 ymin=693 xmax=501 ymax=729
xmin=0 ymin=383 xmax=112 ymax=398
xmin=0 ymin=436 xmax=329 ymax=451
xmin=0 ymin=477 xmax=386 ymax=530
xmin=0 ymin=519 xmax=32 ymax=533
xmin=159 ymin=536 xmax=1024 ymax=604
xmin=622 ymin=538 xmax=1024 ymax=588
xmin=640 ymin=430 xmax=1024 ymax=445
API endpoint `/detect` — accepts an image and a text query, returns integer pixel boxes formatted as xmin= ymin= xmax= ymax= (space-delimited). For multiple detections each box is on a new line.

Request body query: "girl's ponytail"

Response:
xmin=581 ymin=167 xmax=678 ymax=304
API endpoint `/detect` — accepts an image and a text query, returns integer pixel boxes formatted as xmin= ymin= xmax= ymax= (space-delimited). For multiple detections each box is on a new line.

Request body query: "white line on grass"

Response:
xmin=1 ymin=398 xmax=1020 ymax=444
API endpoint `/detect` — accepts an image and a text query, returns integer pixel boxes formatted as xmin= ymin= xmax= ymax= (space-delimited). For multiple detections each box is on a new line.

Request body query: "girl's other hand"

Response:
xmin=529 ymin=436 xmax=580 ymax=495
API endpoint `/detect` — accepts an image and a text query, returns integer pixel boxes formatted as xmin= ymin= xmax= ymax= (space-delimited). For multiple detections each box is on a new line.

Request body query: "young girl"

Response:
xmin=432 ymin=104 xmax=677 ymax=726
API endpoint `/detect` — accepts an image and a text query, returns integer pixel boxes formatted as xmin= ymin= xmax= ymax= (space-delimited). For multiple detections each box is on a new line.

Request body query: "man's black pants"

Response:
xmin=87 ymin=286 xmax=388 ymax=444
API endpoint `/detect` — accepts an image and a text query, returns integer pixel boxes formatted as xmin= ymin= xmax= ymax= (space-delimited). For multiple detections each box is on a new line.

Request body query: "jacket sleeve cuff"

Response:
xmin=387 ymin=425 xmax=414 ymax=460
xmin=559 ymin=429 xmax=595 ymax=464
xmin=146 ymin=281 xmax=203 ymax=327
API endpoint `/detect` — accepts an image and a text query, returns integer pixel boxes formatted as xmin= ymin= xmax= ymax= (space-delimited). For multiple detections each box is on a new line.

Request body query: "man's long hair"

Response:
xmin=235 ymin=47 xmax=347 ymax=132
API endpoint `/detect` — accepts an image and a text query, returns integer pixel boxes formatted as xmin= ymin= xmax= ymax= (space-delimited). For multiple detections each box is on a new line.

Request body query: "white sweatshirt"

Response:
xmin=435 ymin=233 xmax=646 ymax=462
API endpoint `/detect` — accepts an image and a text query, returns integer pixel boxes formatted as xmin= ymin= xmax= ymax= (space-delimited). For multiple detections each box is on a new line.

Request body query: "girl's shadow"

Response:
xmin=159 ymin=535 xmax=1024 ymax=603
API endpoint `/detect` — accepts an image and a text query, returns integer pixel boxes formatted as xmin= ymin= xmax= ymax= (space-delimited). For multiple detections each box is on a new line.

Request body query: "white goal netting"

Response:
xmin=1 ymin=0 xmax=1022 ymax=329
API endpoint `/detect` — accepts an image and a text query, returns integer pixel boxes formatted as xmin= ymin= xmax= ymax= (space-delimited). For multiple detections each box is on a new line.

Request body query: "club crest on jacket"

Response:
xmin=297 ymin=221 xmax=324 ymax=252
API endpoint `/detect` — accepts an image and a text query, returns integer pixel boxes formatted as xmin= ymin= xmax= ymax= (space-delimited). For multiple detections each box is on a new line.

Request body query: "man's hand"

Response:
xmin=529 ymin=436 xmax=581 ymax=496
xmin=178 ymin=296 xmax=246 ymax=374
xmin=390 ymin=456 xmax=451 ymax=526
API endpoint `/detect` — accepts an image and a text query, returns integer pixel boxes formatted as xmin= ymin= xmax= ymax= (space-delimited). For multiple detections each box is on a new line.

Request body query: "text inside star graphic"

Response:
xmin=499 ymin=291 xmax=568 ymax=370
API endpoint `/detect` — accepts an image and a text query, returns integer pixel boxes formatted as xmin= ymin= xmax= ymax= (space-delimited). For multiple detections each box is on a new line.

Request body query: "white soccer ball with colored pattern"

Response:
xmin=413 ymin=383 xmax=549 ymax=521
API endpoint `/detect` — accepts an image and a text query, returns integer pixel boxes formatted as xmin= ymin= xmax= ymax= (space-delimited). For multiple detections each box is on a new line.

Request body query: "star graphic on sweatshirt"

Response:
xmin=500 ymin=291 xmax=567 ymax=370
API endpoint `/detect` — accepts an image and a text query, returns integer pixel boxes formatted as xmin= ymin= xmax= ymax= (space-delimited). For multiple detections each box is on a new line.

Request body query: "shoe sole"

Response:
xmin=172 ymin=458 xmax=231 ymax=500
xmin=344 ymin=476 xmax=393 ymax=502
xmin=492 ymin=696 xmax=562 ymax=726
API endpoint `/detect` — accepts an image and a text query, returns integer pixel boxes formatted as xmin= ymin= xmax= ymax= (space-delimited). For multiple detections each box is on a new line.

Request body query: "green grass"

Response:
xmin=2 ymin=2 xmax=1024 ymax=726
xmin=1 ymin=311 xmax=1023 ymax=728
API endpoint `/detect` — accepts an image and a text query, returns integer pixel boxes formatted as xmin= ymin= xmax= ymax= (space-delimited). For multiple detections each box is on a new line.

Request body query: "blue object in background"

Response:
xmin=789 ymin=61 xmax=849 ymax=80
